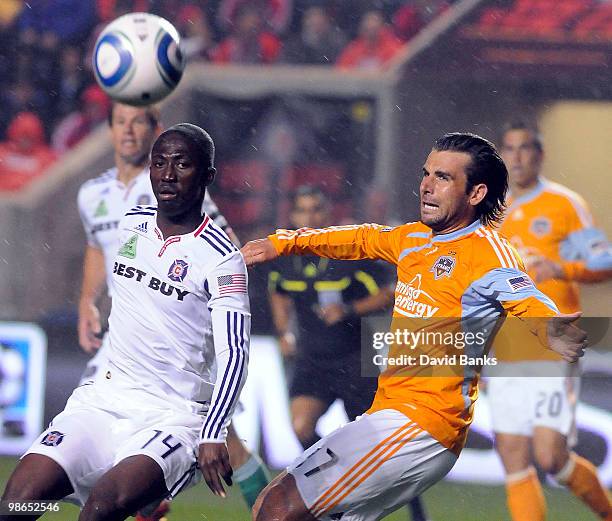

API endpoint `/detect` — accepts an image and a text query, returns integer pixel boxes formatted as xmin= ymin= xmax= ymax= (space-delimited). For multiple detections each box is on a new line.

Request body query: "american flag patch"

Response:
xmin=217 ymin=274 xmax=247 ymax=295
xmin=506 ymin=275 xmax=533 ymax=292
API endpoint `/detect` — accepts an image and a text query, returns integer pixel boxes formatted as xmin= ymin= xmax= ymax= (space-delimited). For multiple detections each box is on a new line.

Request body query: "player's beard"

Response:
xmin=420 ymin=206 xmax=447 ymax=230
xmin=120 ymin=150 xmax=149 ymax=167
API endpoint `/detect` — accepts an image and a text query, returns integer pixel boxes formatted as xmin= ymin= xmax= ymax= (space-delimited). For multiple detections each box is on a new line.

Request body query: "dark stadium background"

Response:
xmin=0 ymin=1 xmax=611 ymax=519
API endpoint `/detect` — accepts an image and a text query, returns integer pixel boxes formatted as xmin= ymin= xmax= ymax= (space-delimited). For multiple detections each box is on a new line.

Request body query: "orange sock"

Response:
xmin=506 ymin=467 xmax=547 ymax=521
xmin=556 ymin=453 xmax=612 ymax=519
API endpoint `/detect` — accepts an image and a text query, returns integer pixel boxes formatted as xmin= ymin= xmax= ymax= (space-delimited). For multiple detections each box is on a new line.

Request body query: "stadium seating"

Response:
xmin=473 ymin=0 xmax=612 ymax=40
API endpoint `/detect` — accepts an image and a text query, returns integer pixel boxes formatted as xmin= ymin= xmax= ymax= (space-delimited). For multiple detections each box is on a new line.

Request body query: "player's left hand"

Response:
xmin=530 ymin=257 xmax=564 ymax=283
xmin=317 ymin=303 xmax=348 ymax=325
xmin=198 ymin=442 xmax=233 ymax=498
xmin=546 ymin=312 xmax=588 ymax=363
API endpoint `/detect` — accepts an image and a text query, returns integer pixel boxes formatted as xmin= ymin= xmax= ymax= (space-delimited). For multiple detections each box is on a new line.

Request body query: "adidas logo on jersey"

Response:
xmin=135 ymin=222 xmax=148 ymax=234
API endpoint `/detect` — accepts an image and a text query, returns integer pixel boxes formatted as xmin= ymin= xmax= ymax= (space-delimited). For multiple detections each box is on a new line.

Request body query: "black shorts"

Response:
xmin=289 ymin=353 xmax=378 ymax=421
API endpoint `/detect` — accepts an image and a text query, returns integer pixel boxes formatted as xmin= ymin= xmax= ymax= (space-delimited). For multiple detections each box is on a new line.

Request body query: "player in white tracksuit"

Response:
xmin=1 ymin=124 xmax=249 ymax=520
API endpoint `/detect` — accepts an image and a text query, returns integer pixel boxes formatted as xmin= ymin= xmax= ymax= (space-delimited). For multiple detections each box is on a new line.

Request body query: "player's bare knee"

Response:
xmin=292 ymin=419 xmax=316 ymax=446
xmin=534 ymin=447 xmax=567 ymax=475
xmin=2 ymin=478 xmax=38 ymax=502
xmin=253 ymin=477 xmax=290 ymax=521
xmin=81 ymin=488 xmax=132 ymax=521
xmin=255 ymin=474 xmax=313 ymax=521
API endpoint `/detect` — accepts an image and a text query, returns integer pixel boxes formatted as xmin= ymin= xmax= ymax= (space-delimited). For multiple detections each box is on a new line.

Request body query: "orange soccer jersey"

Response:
xmin=269 ymin=220 xmax=558 ymax=454
xmin=495 ymin=179 xmax=612 ymax=361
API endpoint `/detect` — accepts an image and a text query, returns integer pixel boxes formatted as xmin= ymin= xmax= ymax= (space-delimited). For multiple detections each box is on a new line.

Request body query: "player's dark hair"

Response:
xmin=292 ymin=185 xmax=329 ymax=208
xmin=162 ymin=123 xmax=215 ymax=167
xmin=501 ymin=120 xmax=543 ymax=152
xmin=108 ymin=102 xmax=161 ymax=128
xmin=433 ymin=132 xmax=507 ymax=227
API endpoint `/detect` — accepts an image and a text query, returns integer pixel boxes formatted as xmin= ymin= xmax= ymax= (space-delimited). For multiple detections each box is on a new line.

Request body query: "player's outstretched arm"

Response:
xmin=244 ymin=224 xmax=402 ymax=267
xmin=241 ymin=238 xmax=279 ymax=268
xmin=545 ymin=311 xmax=587 ymax=363
xmin=78 ymin=246 xmax=106 ymax=353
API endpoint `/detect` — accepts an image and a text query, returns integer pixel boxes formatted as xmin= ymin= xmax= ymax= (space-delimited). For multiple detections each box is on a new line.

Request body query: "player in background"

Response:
xmin=269 ymin=185 xmax=432 ymax=521
xmin=242 ymin=132 xmax=588 ymax=521
xmin=1 ymin=124 xmax=250 ymax=521
xmin=76 ymin=103 xmax=268 ymax=514
xmin=489 ymin=121 xmax=612 ymax=521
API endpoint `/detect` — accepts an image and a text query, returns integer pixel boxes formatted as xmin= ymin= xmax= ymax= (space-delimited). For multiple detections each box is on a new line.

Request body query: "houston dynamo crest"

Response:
xmin=430 ymin=255 xmax=456 ymax=279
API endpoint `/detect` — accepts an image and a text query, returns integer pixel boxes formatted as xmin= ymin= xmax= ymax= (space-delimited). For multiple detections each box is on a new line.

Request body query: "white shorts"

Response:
xmin=288 ymin=409 xmax=457 ymax=521
xmin=487 ymin=362 xmax=580 ymax=445
xmin=25 ymin=383 xmax=202 ymax=506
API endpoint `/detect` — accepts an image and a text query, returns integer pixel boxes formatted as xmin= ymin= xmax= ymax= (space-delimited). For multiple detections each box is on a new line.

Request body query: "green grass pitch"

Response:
xmin=0 ymin=457 xmax=597 ymax=520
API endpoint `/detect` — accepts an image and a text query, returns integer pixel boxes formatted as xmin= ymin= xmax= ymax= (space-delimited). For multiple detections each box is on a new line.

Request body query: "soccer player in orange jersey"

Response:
xmin=489 ymin=122 xmax=612 ymax=521
xmin=241 ymin=133 xmax=588 ymax=521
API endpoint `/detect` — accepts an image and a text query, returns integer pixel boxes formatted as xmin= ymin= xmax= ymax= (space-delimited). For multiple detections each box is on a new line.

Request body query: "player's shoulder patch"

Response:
xmin=506 ymin=274 xmax=534 ymax=292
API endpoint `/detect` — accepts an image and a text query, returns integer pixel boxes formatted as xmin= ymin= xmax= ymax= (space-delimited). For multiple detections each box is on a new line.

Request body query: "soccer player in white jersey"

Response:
xmin=77 ymin=103 xmax=269 ymax=514
xmin=1 ymin=124 xmax=251 ymax=520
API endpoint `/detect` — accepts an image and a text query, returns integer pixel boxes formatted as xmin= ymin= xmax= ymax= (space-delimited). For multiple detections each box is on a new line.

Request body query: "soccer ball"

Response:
xmin=93 ymin=12 xmax=185 ymax=106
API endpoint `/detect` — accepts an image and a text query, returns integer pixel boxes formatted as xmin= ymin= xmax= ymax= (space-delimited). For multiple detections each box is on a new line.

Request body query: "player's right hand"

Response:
xmin=78 ymin=302 xmax=103 ymax=353
xmin=546 ymin=312 xmax=587 ymax=363
xmin=240 ymin=238 xmax=279 ymax=267
xmin=199 ymin=442 xmax=233 ymax=498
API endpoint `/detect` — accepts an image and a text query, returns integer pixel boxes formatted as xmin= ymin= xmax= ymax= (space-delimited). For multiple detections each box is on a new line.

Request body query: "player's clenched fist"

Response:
xmin=546 ymin=311 xmax=588 ymax=363
xmin=199 ymin=442 xmax=233 ymax=498
xmin=241 ymin=238 xmax=279 ymax=267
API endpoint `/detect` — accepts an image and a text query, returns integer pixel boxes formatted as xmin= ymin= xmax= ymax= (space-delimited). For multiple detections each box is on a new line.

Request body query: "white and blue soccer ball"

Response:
xmin=93 ymin=12 xmax=185 ymax=106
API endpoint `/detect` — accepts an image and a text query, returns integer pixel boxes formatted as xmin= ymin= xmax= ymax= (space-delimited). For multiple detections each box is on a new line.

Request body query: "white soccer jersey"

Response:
xmin=77 ymin=167 xmax=228 ymax=296
xmin=105 ymin=207 xmax=250 ymax=442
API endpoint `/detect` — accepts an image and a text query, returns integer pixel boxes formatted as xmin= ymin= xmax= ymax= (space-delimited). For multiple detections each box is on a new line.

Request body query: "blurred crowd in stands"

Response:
xmin=0 ymin=0 xmax=453 ymax=192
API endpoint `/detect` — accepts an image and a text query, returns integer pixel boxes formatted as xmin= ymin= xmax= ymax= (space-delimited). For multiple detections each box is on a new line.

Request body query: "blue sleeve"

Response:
xmin=462 ymin=268 xmax=558 ymax=317
xmin=560 ymin=228 xmax=612 ymax=271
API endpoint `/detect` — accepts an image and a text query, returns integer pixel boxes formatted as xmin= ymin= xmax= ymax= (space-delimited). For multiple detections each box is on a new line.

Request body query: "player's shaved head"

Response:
xmin=151 ymin=124 xmax=217 ymax=219
xmin=160 ymin=123 xmax=215 ymax=169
